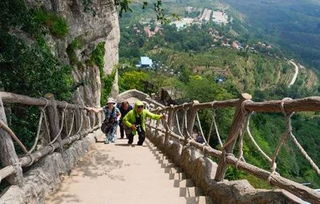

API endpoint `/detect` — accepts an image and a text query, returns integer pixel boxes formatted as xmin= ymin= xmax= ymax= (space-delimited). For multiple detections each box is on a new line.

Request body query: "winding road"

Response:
xmin=288 ymin=60 xmax=299 ymax=87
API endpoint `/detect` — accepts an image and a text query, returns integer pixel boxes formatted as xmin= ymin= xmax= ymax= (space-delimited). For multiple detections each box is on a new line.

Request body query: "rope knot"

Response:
xmin=240 ymin=99 xmax=253 ymax=115
xmin=211 ymin=101 xmax=216 ymax=108
xmin=280 ymin=97 xmax=293 ymax=117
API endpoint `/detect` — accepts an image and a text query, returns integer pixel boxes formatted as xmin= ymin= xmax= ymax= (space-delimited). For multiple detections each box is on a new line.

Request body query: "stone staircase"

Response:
xmin=146 ymin=140 xmax=213 ymax=204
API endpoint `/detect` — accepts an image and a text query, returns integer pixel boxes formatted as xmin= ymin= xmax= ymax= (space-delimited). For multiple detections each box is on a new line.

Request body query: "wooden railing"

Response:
xmin=0 ymin=91 xmax=102 ymax=187
xmin=147 ymin=93 xmax=320 ymax=204
xmin=1 ymin=90 xmax=320 ymax=203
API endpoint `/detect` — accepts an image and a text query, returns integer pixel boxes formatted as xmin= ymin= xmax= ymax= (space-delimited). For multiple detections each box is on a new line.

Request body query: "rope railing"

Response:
xmin=66 ymin=112 xmax=76 ymax=138
xmin=0 ymin=91 xmax=103 ymax=187
xmin=28 ymin=110 xmax=44 ymax=154
xmin=245 ymin=113 xmax=272 ymax=162
xmin=49 ymin=103 xmax=68 ymax=145
xmin=146 ymin=94 xmax=320 ymax=204
xmin=1 ymin=90 xmax=320 ymax=203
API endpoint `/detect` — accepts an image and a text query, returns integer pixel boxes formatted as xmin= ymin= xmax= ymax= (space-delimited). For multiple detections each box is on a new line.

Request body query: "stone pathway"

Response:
xmin=45 ymin=133 xmax=188 ymax=204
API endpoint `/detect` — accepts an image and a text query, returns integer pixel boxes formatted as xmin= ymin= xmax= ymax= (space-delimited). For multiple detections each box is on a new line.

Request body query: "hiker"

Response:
xmin=123 ymin=100 xmax=164 ymax=146
xmin=86 ymin=98 xmax=121 ymax=144
xmin=117 ymin=100 xmax=133 ymax=139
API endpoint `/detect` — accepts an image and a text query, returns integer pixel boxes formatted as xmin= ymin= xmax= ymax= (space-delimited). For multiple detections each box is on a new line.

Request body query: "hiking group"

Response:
xmin=87 ymin=98 xmax=164 ymax=146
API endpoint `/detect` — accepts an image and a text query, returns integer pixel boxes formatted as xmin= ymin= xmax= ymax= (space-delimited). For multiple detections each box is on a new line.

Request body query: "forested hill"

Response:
xmin=223 ymin=0 xmax=320 ymax=72
xmin=117 ymin=0 xmax=320 ymax=189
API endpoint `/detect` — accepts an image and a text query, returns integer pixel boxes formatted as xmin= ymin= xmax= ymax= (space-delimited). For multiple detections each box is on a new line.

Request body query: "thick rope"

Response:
xmin=235 ymin=127 xmax=245 ymax=169
xmin=75 ymin=108 xmax=84 ymax=135
xmin=196 ymin=112 xmax=208 ymax=145
xmin=181 ymin=109 xmax=186 ymax=135
xmin=0 ymin=120 xmax=28 ymax=154
xmin=183 ymin=109 xmax=192 ymax=139
xmin=210 ymin=109 xmax=223 ymax=147
xmin=87 ymin=110 xmax=92 ymax=129
xmin=289 ymin=131 xmax=320 ymax=176
xmin=246 ymin=113 xmax=272 ymax=163
xmin=161 ymin=117 xmax=173 ymax=135
xmin=66 ymin=112 xmax=75 ymax=137
xmin=268 ymin=98 xmax=293 ymax=181
xmin=64 ymin=109 xmax=69 ymax=136
xmin=27 ymin=112 xmax=43 ymax=154
xmin=27 ymin=99 xmax=50 ymax=154
xmin=207 ymin=111 xmax=214 ymax=146
xmin=175 ymin=111 xmax=183 ymax=136
xmin=49 ymin=103 xmax=68 ymax=145
xmin=92 ymin=112 xmax=96 ymax=127
xmin=42 ymin=109 xmax=51 ymax=141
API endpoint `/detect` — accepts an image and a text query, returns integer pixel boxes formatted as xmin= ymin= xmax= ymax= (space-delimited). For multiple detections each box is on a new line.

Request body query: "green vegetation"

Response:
xmin=119 ymin=1 xmax=320 ymax=189
xmin=90 ymin=42 xmax=105 ymax=71
xmin=224 ymin=0 xmax=320 ymax=71
xmin=33 ymin=9 xmax=69 ymax=38
xmin=82 ymin=0 xmax=97 ymax=16
xmin=0 ymin=27 xmax=73 ymax=101
xmin=67 ymin=36 xmax=86 ymax=65
xmin=0 ymin=0 xmax=73 ymax=158
xmin=0 ymin=0 xmax=68 ymax=38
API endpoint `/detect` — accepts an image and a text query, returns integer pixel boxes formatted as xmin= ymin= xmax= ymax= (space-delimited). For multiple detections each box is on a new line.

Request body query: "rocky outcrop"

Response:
xmin=104 ymin=19 xmax=120 ymax=75
xmin=27 ymin=0 xmax=120 ymax=106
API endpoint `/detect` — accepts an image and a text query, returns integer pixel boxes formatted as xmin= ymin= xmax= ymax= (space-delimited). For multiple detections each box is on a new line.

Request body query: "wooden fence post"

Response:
xmin=164 ymin=106 xmax=174 ymax=144
xmin=82 ymin=109 xmax=88 ymax=136
xmin=83 ymin=109 xmax=90 ymax=131
xmin=45 ymin=94 xmax=62 ymax=151
xmin=0 ymin=97 xmax=24 ymax=186
xmin=74 ymin=107 xmax=81 ymax=133
xmin=214 ymin=93 xmax=252 ymax=181
xmin=186 ymin=100 xmax=199 ymax=139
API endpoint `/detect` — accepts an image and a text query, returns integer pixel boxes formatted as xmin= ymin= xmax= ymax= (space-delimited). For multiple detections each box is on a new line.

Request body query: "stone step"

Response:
xmin=186 ymin=196 xmax=213 ymax=204
xmin=152 ymin=150 xmax=162 ymax=154
xmin=152 ymin=152 xmax=162 ymax=156
xmin=179 ymin=187 xmax=203 ymax=197
xmin=169 ymin=172 xmax=186 ymax=180
xmin=165 ymin=166 xmax=183 ymax=174
xmin=152 ymin=150 xmax=163 ymax=156
xmin=174 ymin=179 xmax=194 ymax=187
xmin=161 ymin=162 xmax=176 ymax=168
xmin=156 ymin=155 xmax=169 ymax=160
xmin=158 ymin=158 xmax=171 ymax=164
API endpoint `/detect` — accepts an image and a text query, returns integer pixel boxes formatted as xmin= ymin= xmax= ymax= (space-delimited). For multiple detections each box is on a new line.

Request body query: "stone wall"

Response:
xmin=146 ymin=128 xmax=302 ymax=204
xmin=0 ymin=130 xmax=103 ymax=204
xmin=26 ymin=0 xmax=120 ymax=107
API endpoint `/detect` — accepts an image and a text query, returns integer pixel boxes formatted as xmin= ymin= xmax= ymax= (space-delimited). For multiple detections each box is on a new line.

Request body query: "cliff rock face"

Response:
xmin=27 ymin=0 xmax=120 ymax=106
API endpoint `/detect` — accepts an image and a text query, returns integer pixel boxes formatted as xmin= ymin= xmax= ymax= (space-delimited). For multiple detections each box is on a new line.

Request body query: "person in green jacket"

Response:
xmin=123 ymin=100 xmax=164 ymax=145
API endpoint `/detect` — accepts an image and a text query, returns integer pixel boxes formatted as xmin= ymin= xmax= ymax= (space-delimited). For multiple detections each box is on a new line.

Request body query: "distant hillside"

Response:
xmin=118 ymin=0 xmax=320 ymax=189
xmin=119 ymin=1 xmax=318 ymax=93
xmin=223 ymin=0 xmax=320 ymax=71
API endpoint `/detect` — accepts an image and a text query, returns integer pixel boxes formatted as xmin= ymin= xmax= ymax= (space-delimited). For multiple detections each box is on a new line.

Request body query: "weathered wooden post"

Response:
xmin=74 ymin=107 xmax=82 ymax=134
xmin=82 ymin=108 xmax=89 ymax=131
xmin=38 ymin=105 xmax=51 ymax=148
xmin=0 ymin=97 xmax=24 ymax=186
xmin=45 ymin=94 xmax=62 ymax=152
xmin=164 ymin=106 xmax=174 ymax=144
xmin=186 ymin=100 xmax=199 ymax=139
xmin=214 ymin=93 xmax=252 ymax=181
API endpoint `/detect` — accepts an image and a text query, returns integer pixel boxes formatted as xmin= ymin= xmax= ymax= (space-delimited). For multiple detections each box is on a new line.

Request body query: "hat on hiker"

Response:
xmin=107 ymin=98 xmax=116 ymax=104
